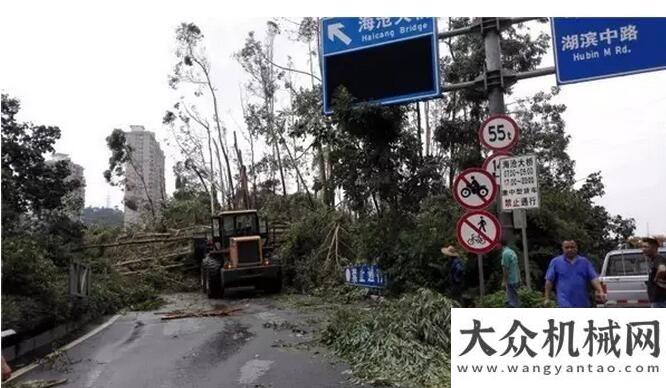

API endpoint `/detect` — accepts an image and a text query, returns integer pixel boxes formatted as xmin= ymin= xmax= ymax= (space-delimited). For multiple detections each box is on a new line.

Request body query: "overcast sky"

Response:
xmin=1 ymin=2 xmax=664 ymax=234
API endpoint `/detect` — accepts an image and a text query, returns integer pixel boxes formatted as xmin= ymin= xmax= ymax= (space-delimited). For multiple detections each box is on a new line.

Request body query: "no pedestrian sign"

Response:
xmin=499 ymin=154 xmax=540 ymax=211
xmin=456 ymin=210 xmax=501 ymax=254
xmin=452 ymin=168 xmax=498 ymax=210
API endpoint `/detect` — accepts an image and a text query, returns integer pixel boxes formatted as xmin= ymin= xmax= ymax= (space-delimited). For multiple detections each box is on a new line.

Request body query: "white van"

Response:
xmin=598 ymin=248 xmax=666 ymax=307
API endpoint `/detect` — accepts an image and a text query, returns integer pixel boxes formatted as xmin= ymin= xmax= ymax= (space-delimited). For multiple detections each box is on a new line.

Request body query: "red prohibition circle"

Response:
xmin=456 ymin=210 xmax=502 ymax=254
xmin=478 ymin=114 xmax=521 ymax=152
xmin=451 ymin=168 xmax=498 ymax=210
xmin=481 ymin=151 xmax=512 ymax=171
xmin=482 ymin=151 xmax=512 ymax=186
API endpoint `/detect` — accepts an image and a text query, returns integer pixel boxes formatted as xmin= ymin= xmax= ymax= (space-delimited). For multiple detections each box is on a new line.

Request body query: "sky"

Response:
xmin=1 ymin=1 xmax=665 ymax=234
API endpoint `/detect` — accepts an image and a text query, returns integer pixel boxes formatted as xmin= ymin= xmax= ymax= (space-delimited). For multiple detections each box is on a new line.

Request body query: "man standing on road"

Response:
xmin=544 ymin=240 xmax=607 ymax=308
xmin=499 ymin=238 xmax=521 ymax=307
xmin=441 ymin=245 xmax=465 ymax=299
xmin=642 ymin=237 xmax=666 ymax=308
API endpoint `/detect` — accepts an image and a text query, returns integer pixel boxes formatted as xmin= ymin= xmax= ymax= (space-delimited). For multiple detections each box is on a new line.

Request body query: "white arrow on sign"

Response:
xmin=328 ymin=22 xmax=351 ymax=46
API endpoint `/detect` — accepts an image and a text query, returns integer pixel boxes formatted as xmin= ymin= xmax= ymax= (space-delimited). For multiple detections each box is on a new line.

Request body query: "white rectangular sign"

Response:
xmin=451 ymin=308 xmax=666 ymax=388
xmin=499 ymin=154 xmax=539 ymax=211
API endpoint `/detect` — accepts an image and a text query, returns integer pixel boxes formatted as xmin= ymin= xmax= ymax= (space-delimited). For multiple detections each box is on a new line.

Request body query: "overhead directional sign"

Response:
xmin=452 ymin=168 xmax=498 ymax=210
xmin=499 ymin=154 xmax=540 ymax=211
xmin=479 ymin=114 xmax=520 ymax=152
xmin=456 ymin=210 xmax=501 ymax=254
xmin=482 ymin=152 xmax=511 ymax=186
xmin=552 ymin=18 xmax=666 ymax=85
xmin=320 ymin=17 xmax=441 ymax=115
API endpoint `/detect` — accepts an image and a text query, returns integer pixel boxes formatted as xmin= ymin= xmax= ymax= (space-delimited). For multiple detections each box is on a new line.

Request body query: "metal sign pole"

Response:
xmin=482 ymin=18 xmax=515 ymax=246
xmin=521 ymin=223 xmax=531 ymax=290
xmin=477 ymin=254 xmax=485 ymax=296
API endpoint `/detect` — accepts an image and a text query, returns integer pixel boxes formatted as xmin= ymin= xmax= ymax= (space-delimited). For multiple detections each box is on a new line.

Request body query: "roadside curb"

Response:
xmin=5 ymin=314 xmax=121 ymax=383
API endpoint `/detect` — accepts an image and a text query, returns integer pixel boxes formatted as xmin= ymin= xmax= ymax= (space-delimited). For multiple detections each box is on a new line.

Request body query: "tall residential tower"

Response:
xmin=122 ymin=125 xmax=166 ymax=227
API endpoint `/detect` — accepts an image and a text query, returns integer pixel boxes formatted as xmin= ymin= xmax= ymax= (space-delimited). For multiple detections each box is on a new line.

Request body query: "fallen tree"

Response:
xmin=320 ymin=288 xmax=455 ymax=388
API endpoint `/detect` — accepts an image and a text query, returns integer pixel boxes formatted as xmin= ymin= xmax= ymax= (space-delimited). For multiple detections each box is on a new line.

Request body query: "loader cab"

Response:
xmin=210 ymin=210 xmax=268 ymax=250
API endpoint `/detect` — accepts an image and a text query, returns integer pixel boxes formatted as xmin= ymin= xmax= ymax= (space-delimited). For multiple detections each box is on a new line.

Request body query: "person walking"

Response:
xmin=441 ymin=245 xmax=464 ymax=298
xmin=642 ymin=237 xmax=666 ymax=308
xmin=544 ymin=240 xmax=606 ymax=307
xmin=499 ymin=238 xmax=521 ymax=307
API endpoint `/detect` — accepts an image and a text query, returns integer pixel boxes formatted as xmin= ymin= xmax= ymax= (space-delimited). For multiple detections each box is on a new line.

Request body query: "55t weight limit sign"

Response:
xmin=479 ymin=114 xmax=520 ymax=152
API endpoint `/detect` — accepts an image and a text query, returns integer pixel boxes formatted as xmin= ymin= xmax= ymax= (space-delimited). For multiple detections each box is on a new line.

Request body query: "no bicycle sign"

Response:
xmin=456 ymin=210 xmax=501 ymax=254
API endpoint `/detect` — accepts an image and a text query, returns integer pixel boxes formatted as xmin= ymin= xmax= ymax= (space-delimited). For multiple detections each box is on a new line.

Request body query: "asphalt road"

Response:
xmin=12 ymin=290 xmax=356 ymax=388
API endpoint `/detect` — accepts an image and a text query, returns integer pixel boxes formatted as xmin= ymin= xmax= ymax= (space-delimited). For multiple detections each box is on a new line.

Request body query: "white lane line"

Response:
xmin=6 ymin=314 xmax=122 ymax=382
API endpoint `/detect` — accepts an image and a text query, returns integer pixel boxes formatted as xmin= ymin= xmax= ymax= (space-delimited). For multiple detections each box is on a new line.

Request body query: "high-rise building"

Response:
xmin=122 ymin=125 xmax=166 ymax=227
xmin=47 ymin=153 xmax=86 ymax=220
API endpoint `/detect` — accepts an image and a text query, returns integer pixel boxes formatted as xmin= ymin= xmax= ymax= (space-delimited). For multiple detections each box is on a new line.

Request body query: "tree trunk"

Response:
xmin=308 ymin=34 xmax=330 ymax=207
xmin=274 ymin=140 xmax=287 ymax=197
xmin=205 ymin=121 xmax=216 ymax=214
xmin=212 ymin=139 xmax=228 ymax=208
xmin=278 ymin=131 xmax=314 ymax=207
xmin=191 ymin=51 xmax=235 ymax=206
xmin=266 ymin=35 xmax=287 ymax=198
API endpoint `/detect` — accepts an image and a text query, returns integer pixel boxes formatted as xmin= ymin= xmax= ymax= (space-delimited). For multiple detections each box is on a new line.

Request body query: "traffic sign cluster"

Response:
xmin=452 ymin=113 xmax=532 ymax=254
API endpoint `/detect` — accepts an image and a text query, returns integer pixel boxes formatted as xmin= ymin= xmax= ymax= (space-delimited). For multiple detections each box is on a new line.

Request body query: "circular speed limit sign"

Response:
xmin=479 ymin=114 xmax=520 ymax=151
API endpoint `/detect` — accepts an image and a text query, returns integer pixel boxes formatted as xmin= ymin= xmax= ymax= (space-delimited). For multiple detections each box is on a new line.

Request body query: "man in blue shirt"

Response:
xmin=544 ymin=240 xmax=606 ymax=308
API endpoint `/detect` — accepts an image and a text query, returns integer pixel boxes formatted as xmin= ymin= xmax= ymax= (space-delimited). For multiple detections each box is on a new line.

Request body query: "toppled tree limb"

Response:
xmin=159 ymin=307 xmax=242 ymax=320
xmin=76 ymin=236 xmax=194 ymax=251
xmin=114 ymin=256 xmax=158 ymax=267
xmin=10 ymin=378 xmax=68 ymax=388
xmin=113 ymin=249 xmax=192 ymax=267
xmin=118 ymin=263 xmax=193 ymax=276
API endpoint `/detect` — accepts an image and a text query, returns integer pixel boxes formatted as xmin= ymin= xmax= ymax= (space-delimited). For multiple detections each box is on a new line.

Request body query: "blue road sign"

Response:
xmin=320 ymin=17 xmax=441 ymax=115
xmin=344 ymin=264 xmax=386 ymax=289
xmin=552 ymin=18 xmax=666 ymax=85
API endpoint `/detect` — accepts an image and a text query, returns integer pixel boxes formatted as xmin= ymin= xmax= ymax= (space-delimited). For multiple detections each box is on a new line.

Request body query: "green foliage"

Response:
xmin=475 ymin=287 xmax=544 ymax=308
xmin=103 ymin=129 xmax=129 ymax=186
xmin=321 ymin=288 xmax=454 ymax=387
xmin=173 ymin=160 xmax=211 ymax=201
xmin=1 ymin=237 xmax=71 ymax=333
xmin=81 ymin=207 xmax=123 ymax=227
xmin=276 ymin=200 xmax=353 ymax=292
xmin=161 ymin=191 xmax=210 ymax=229
xmin=2 ymin=237 xmax=60 ymax=297
xmin=348 ymin=194 xmax=460 ymax=293
xmin=511 ymin=87 xmax=575 ymax=187
xmin=1 ymin=94 xmax=81 ymax=232
xmin=329 ymin=89 xmax=445 ymax=215
xmin=434 ymin=18 xmax=551 ymax=184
